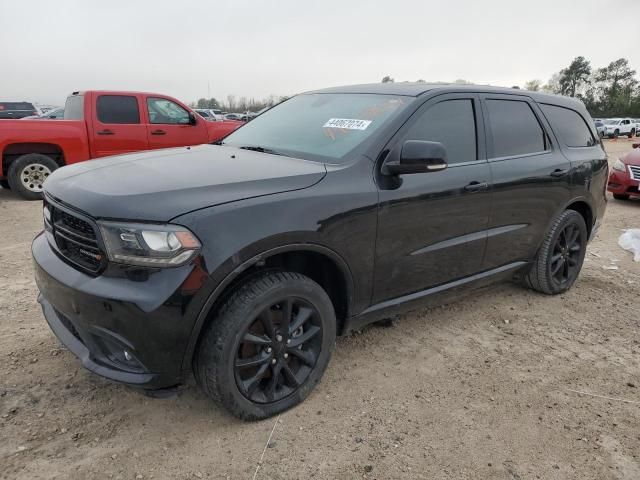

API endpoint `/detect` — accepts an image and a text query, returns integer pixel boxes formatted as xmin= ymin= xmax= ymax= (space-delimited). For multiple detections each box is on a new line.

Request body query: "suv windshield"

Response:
xmin=221 ymin=93 xmax=410 ymax=162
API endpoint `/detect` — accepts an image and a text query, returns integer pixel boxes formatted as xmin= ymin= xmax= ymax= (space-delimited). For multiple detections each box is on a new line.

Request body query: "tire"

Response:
xmin=0 ymin=179 xmax=9 ymax=189
xmin=523 ymin=210 xmax=587 ymax=295
xmin=613 ymin=193 xmax=630 ymax=200
xmin=7 ymin=153 xmax=58 ymax=200
xmin=195 ymin=271 xmax=336 ymax=420
xmin=629 ymin=129 xmax=636 ymax=139
xmin=614 ymin=129 xmax=620 ymax=138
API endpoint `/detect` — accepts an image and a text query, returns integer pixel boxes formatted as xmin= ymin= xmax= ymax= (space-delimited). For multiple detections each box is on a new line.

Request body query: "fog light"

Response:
xmin=124 ymin=350 xmax=133 ymax=361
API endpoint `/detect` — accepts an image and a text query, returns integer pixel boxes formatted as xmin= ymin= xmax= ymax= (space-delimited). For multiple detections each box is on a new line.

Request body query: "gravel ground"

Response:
xmin=1 ymin=140 xmax=639 ymax=480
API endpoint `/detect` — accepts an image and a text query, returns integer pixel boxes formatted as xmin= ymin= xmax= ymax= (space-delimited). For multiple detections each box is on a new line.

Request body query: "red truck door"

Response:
xmin=90 ymin=94 xmax=149 ymax=157
xmin=144 ymin=96 xmax=209 ymax=149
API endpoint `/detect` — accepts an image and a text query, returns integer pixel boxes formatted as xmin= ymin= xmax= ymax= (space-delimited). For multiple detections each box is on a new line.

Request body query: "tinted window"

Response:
xmin=0 ymin=102 xmax=34 ymax=110
xmin=64 ymin=96 xmax=84 ymax=120
xmin=147 ymin=98 xmax=190 ymax=124
xmin=405 ymin=99 xmax=477 ymax=164
xmin=486 ymin=99 xmax=547 ymax=157
xmin=97 ymin=95 xmax=140 ymax=124
xmin=541 ymin=104 xmax=596 ymax=147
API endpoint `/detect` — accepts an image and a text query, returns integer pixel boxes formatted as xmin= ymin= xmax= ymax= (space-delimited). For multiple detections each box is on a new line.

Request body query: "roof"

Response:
xmin=306 ymin=82 xmax=585 ymax=109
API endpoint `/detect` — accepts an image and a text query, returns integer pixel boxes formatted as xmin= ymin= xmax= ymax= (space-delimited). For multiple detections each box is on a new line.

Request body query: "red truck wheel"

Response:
xmin=7 ymin=154 xmax=58 ymax=200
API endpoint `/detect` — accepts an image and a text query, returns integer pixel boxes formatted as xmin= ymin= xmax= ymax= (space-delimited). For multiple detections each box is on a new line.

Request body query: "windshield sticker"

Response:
xmin=323 ymin=118 xmax=372 ymax=130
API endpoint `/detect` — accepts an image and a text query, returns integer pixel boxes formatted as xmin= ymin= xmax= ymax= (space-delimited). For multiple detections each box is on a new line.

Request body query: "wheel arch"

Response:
xmin=565 ymin=199 xmax=594 ymax=238
xmin=182 ymin=243 xmax=355 ymax=372
xmin=2 ymin=143 xmax=66 ymax=177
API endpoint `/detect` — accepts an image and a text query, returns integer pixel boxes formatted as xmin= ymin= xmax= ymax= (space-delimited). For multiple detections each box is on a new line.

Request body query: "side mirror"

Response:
xmin=382 ymin=140 xmax=448 ymax=175
xmin=188 ymin=111 xmax=197 ymax=125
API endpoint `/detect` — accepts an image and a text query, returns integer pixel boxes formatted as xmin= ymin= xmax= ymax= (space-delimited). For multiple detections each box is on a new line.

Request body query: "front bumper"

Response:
xmin=33 ymin=232 xmax=198 ymax=389
xmin=607 ymin=169 xmax=640 ymax=197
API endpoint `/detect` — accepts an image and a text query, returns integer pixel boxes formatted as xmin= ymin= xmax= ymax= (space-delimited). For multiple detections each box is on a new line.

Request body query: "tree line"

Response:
xmin=382 ymin=57 xmax=639 ymax=117
xmin=190 ymin=94 xmax=289 ymax=113
xmin=525 ymin=56 xmax=639 ymax=117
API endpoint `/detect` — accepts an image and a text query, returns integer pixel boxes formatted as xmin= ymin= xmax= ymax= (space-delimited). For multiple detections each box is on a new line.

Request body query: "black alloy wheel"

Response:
xmin=195 ymin=271 xmax=336 ymax=420
xmin=549 ymin=222 xmax=583 ymax=289
xmin=524 ymin=209 xmax=587 ymax=295
xmin=235 ymin=296 xmax=322 ymax=403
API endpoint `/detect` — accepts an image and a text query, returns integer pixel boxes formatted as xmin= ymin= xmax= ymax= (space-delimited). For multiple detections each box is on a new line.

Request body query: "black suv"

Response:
xmin=33 ymin=83 xmax=607 ymax=419
xmin=0 ymin=101 xmax=37 ymax=119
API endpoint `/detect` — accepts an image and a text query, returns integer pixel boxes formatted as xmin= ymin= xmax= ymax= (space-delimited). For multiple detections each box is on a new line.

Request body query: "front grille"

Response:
xmin=629 ymin=165 xmax=640 ymax=181
xmin=45 ymin=200 xmax=105 ymax=274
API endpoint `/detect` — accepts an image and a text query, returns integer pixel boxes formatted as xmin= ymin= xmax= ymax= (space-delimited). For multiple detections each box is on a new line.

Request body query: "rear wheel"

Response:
xmin=628 ymin=129 xmax=635 ymax=139
xmin=7 ymin=153 xmax=58 ymax=200
xmin=195 ymin=271 xmax=336 ymax=420
xmin=613 ymin=193 xmax=630 ymax=200
xmin=524 ymin=210 xmax=587 ymax=295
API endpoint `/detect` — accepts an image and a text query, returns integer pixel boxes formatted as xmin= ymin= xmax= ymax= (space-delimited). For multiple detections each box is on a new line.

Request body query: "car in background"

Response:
xmin=633 ymin=119 xmax=640 ymax=137
xmin=0 ymin=90 xmax=243 ymax=199
xmin=608 ymin=143 xmax=640 ymax=200
xmin=21 ymin=107 xmax=65 ymax=120
xmin=224 ymin=113 xmax=243 ymax=121
xmin=594 ymin=119 xmax=606 ymax=138
xmin=602 ymin=118 xmax=636 ymax=138
xmin=194 ymin=109 xmax=217 ymax=121
xmin=0 ymin=102 xmax=38 ymax=119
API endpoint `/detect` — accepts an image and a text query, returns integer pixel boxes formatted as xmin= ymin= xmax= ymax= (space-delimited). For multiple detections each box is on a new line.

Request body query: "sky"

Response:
xmin=2 ymin=0 xmax=639 ymax=107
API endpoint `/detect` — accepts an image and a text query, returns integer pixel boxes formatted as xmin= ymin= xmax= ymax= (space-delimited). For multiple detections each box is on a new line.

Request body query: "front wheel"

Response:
xmin=195 ymin=271 xmax=336 ymax=420
xmin=7 ymin=153 xmax=58 ymax=200
xmin=523 ymin=210 xmax=587 ymax=295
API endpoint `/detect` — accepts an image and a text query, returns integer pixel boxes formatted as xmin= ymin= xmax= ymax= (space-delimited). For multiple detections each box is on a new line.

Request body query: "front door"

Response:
xmin=373 ymin=94 xmax=492 ymax=303
xmin=145 ymin=97 xmax=208 ymax=149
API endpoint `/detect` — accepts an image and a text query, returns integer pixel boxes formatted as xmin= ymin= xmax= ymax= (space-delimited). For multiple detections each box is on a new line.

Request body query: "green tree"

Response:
xmin=524 ymin=79 xmax=542 ymax=91
xmin=558 ymin=56 xmax=591 ymax=97
xmin=381 ymin=76 xmax=394 ymax=83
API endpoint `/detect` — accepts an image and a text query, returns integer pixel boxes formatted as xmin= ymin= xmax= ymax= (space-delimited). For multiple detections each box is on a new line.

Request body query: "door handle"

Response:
xmin=96 ymin=129 xmax=114 ymax=135
xmin=550 ymin=168 xmax=569 ymax=177
xmin=463 ymin=181 xmax=489 ymax=192
xmin=151 ymin=129 xmax=166 ymax=136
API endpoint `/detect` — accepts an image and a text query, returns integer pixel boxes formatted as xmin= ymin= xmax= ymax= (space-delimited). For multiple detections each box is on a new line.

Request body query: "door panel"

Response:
xmin=373 ymin=94 xmax=492 ymax=303
xmin=91 ymin=94 xmax=149 ymax=157
xmin=145 ymin=97 xmax=208 ymax=149
xmin=480 ymin=94 xmax=571 ymax=270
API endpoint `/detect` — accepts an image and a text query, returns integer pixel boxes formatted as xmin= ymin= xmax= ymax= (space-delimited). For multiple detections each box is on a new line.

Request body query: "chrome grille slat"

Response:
xmin=629 ymin=165 xmax=640 ymax=181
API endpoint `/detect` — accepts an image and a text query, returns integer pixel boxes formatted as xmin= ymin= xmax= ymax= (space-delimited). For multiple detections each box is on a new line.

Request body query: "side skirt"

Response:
xmin=343 ymin=261 xmax=528 ymax=333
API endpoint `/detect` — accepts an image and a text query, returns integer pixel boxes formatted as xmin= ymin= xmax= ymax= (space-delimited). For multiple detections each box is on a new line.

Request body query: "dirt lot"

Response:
xmin=1 ymin=140 xmax=639 ymax=480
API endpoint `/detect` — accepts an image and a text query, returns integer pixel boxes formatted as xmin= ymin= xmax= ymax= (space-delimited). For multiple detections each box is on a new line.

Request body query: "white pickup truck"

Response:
xmin=602 ymin=118 xmax=637 ymax=138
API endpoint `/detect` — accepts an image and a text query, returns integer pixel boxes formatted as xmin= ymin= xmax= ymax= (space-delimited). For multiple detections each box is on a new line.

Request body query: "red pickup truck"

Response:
xmin=0 ymin=91 xmax=243 ymax=199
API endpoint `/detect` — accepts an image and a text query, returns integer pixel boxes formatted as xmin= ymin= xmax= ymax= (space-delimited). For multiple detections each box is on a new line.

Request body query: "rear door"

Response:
xmin=480 ymin=94 xmax=571 ymax=270
xmin=373 ymin=93 xmax=492 ymax=303
xmin=90 ymin=94 xmax=149 ymax=157
xmin=144 ymin=96 xmax=209 ymax=149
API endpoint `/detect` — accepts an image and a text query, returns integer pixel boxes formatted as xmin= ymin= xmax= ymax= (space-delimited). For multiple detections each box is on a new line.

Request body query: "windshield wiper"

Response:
xmin=237 ymin=145 xmax=290 ymax=157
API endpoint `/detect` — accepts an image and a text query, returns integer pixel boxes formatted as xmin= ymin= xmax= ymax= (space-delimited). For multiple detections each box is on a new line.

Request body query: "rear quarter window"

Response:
xmin=541 ymin=104 xmax=597 ymax=147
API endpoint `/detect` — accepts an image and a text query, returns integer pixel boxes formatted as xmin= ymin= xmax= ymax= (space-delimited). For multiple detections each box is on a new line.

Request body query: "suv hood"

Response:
xmin=45 ymin=145 xmax=326 ymax=222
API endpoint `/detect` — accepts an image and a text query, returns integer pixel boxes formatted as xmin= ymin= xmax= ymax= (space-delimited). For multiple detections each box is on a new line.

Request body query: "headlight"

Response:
xmin=612 ymin=158 xmax=626 ymax=172
xmin=99 ymin=221 xmax=201 ymax=267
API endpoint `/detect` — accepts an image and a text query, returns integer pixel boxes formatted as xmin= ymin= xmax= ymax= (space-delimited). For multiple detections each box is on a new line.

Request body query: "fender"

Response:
xmin=180 ymin=242 xmax=355 ymax=372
